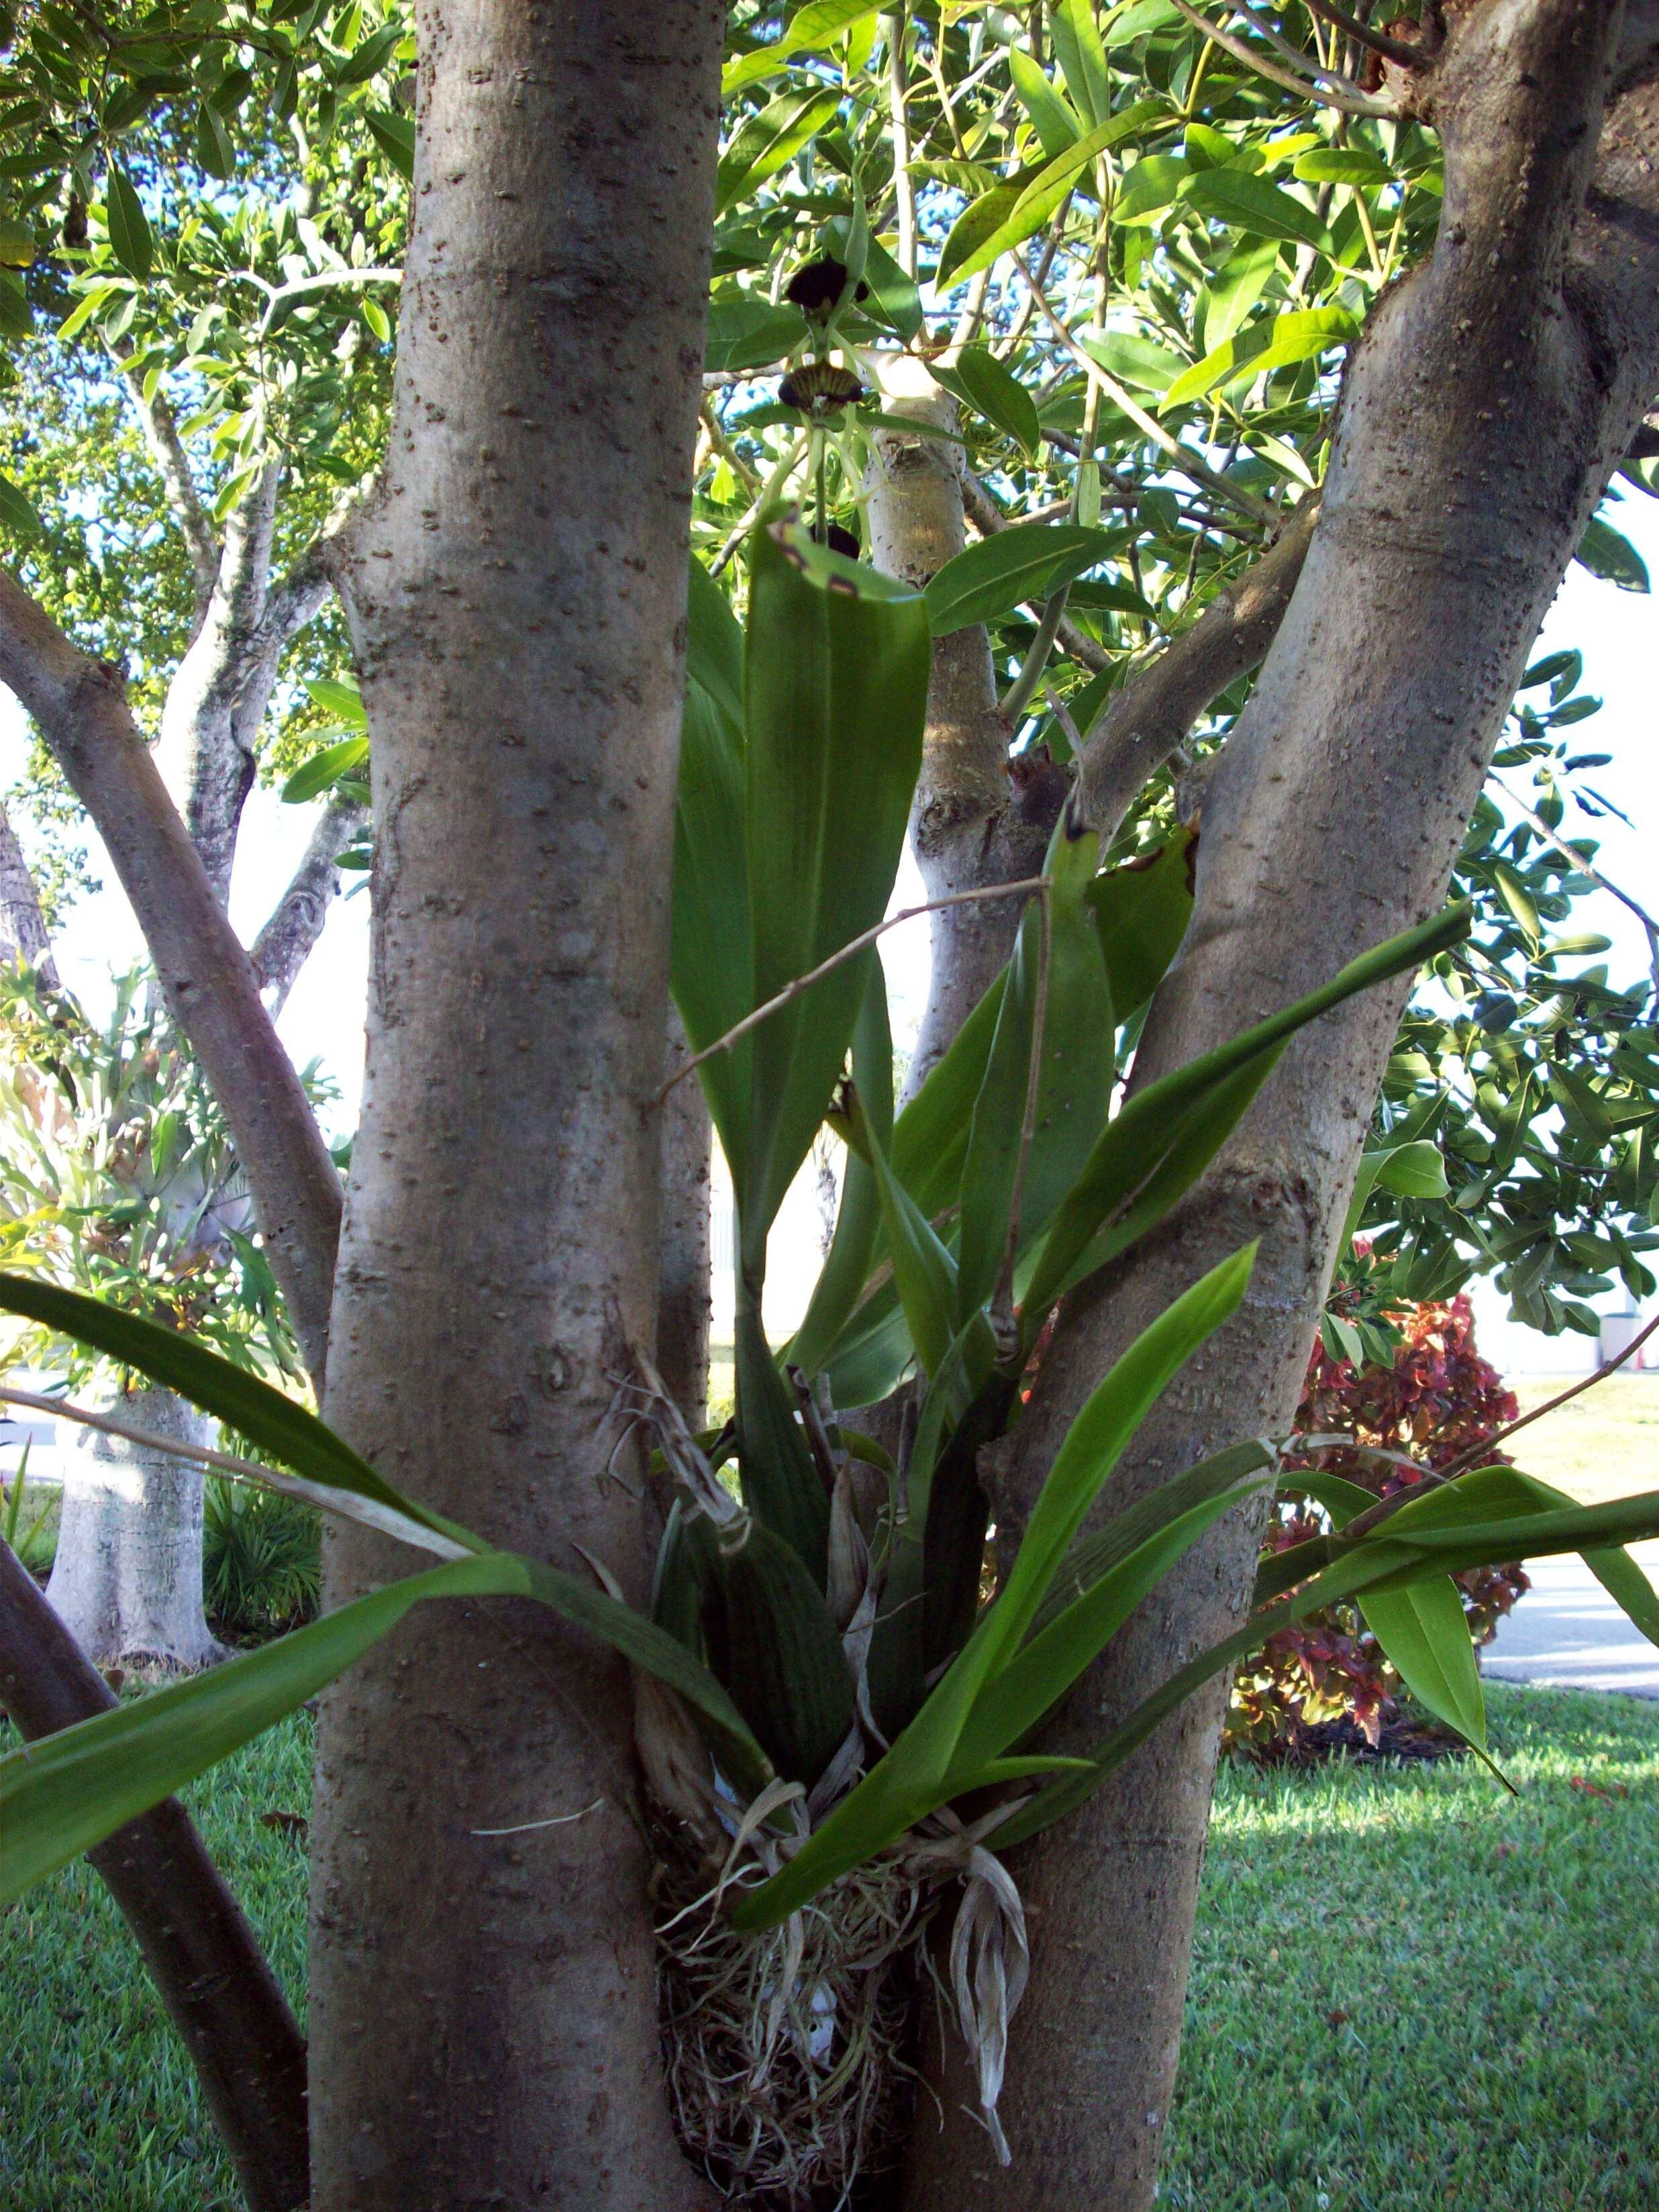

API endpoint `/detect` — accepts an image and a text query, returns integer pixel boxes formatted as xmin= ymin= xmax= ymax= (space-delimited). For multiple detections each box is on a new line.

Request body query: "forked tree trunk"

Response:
xmin=46 ymin=1385 xmax=220 ymax=1671
xmin=307 ymin=6 xmax=725 ymax=2208
xmin=903 ymin=13 xmax=1659 ymax=2208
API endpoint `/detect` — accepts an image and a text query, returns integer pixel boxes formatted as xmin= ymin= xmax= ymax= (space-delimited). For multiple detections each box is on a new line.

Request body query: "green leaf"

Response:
xmin=1195 ymin=236 xmax=1280 ymax=350
xmin=105 ymin=166 xmax=153 ymax=280
xmin=1084 ymin=330 xmax=1187 ymax=394
xmin=0 ymin=1273 xmax=457 ymax=1547
xmin=685 ymin=556 xmax=746 ymax=730
xmin=672 ymin=683 xmax=753 ymax=1190
xmin=1373 ymin=1138 xmax=1448 ymax=1200
xmin=364 ymin=109 xmax=416 ymax=181
xmin=858 ymin=230 xmax=924 ymax=342
xmin=0 ymin=468 xmax=42 ymax=539
xmin=723 ymin=0 xmax=883 ymax=93
xmin=955 ymin=817 xmax=1115 ymax=1324
xmin=281 ymin=736 xmax=369 ymax=805
xmin=1008 ymin=46 xmax=1080 ymax=158
xmin=1360 ymin=1574 xmax=1486 ymax=1746
xmin=55 ymin=283 xmax=125 ymax=344
xmin=1184 ymin=169 xmax=1334 ymax=256
xmin=934 ymin=343 xmax=1041 ymax=456
xmin=924 ymin=522 xmax=1114 ymax=636
xmin=0 ymin=270 xmax=32 ymax=340
xmin=0 ymin=1546 xmax=774 ymax=1903
xmin=1085 ymin=823 xmax=1196 ymax=1024
xmin=1023 ymin=905 xmax=1472 ymax=1315
xmin=0 ymin=213 xmax=34 ymax=267
xmin=303 ymin=675 xmax=368 ymax=729
xmin=1575 ymin=514 xmax=1650 ymax=592
xmin=705 ymin=291 xmax=810 ymax=372
xmin=1163 ymin=307 xmax=1357 ymax=409
xmin=787 ymin=970 xmax=893 ymax=1378
xmin=1293 ymin=147 xmax=1389 ymax=185
xmin=1049 ymin=0 xmax=1111 ymax=125
xmin=1491 ymin=860 xmax=1540 ymax=943
xmin=939 ymin=103 xmax=1164 ymax=287
xmin=740 ymin=515 xmax=930 ymax=1250
xmin=193 ymin=100 xmax=236 ymax=180
xmin=716 ymin=87 xmax=843 ymax=214
xmin=729 ymin=1246 xmax=1256 ymax=1930
xmin=1113 ymin=153 xmax=1189 ymax=226
xmin=715 ymin=1517 xmax=854 ymax=1782
xmin=848 ymin=1091 xmax=959 ymax=1380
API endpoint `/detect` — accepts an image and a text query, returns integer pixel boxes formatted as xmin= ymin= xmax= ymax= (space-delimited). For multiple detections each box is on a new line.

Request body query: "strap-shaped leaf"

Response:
xmin=672 ymin=683 xmax=753 ymax=1188
xmin=0 ymin=1273 xmax=466 ymax=1548
xmin=955 ymin=815 xmax=1113 ymax=1325
xmin=0 ymin=1548 xmax=772 ymax=1905
xmin=741 ymin=517 xmax=929 ymax=1256
xmin=732 ymin=1247 xmax=1254 ymax=1929
xmin=1023 ymin=904 xmax=1471 ymax=1315
xmin=786 ymin=970 xmax=893 ymax=1380
xmin=923 ymin=521 xmax=1114 ymax=636
xmin=735 ymin=1296 xmax=830 ymax=1576
xmin=1085 ymin=823 xmax=1197 ymax=1026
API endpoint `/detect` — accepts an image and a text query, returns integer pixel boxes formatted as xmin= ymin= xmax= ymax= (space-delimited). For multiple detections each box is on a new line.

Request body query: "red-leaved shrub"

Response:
xmin=1225 ymin=1291 xmax=1528 ymax=1758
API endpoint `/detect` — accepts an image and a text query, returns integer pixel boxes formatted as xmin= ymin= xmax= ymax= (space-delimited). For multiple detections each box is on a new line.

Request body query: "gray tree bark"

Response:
xmin=306 ymin=5 xmax=726 ymax=2206
xmin=46 ymin=1385 xmax=220 ymax=1670
xmin=905 ymin=11 xmax=1659 ymax=2207
xmin=250 ymin=793 xmax=368 ymax=1013
xmin=0 ymin=796 xmax=56 ymax=982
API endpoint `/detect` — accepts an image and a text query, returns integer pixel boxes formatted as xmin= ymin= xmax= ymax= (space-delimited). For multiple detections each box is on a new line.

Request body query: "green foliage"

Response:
xmin=202 ymin=1476 xmax=319 ymax=1637
xmin=0 ymin=966 xmax=305 ymax=1387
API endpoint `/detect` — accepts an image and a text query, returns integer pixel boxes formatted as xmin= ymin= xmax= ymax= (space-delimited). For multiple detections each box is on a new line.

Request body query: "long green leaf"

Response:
xmin=105 ymin=166 xmax=153 ymax=279
xmin=1023 ymin=905 xmax=1471 ymax=1315
xmin=732 ymin=1248 xmax=1254 ymax=1929
xmin=0 ymin=1274 xmax=462 ymax=1546
xmin=723 ymin=0 xmax=882 ymax=91
xmin=1086 ymin=823 xmax=1197 ymax=1025
xmin=672 ymin=683 xmax=754 ymax=1186
xmin=786 ymin=970 xmax=893 ymax=1379
xmin=741 ymin=517 xmax=929 ymax=1252
xmin=735 ymin=1297 xmax=830 ymax=1574
xmin=955 ymin=815 xmax=1114 ymax=1325
xmin=715 ymin=87 xmax=844 ymax=213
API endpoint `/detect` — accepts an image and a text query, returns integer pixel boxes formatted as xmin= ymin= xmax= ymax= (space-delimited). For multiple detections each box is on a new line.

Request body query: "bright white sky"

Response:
xmin=4 ymin=496 xmax=1657 ymax=1161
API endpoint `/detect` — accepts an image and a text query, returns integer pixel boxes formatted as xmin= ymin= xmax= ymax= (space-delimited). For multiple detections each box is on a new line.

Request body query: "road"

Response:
xmin=1485 ymin=1546 xmax=1659 ymax=1699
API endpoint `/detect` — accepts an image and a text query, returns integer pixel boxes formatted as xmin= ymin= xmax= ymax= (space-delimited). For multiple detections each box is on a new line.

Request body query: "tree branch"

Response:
xmin=109 ymin=346 xmax=219 ymax=606
xmin=251 ymin=792 xmax=368 ymax=1013
xmin=1073 ymin=495 xmax=1320 ymax=838
xmin=0 ymin=1542 xmax=309 ymax=2212
xmin=0 ymin=569 xmax=342 ymax=1380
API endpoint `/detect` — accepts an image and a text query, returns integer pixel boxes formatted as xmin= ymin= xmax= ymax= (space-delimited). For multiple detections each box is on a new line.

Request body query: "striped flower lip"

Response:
xmin=778 ymin=362 xmax=866 ymax=415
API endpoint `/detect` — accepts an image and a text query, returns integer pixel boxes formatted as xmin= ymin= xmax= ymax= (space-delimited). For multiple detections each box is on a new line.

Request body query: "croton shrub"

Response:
xmin=1227 ymin=1284 xmax=1528 ymax=1755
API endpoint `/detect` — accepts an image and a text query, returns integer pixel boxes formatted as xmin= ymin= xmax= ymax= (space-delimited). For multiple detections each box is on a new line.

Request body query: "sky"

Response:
xmin=3 ymin=490 xmax=1657 ymax=1352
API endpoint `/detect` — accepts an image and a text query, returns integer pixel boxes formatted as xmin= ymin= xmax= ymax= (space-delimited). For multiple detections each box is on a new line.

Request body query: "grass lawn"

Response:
xmin=2 ymin=1685 xmax=1656 ymax=2209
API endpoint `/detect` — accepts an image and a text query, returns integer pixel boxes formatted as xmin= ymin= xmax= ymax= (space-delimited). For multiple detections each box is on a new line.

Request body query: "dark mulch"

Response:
xmin=1231 ymin=1711 xmax=1468 ymax=1768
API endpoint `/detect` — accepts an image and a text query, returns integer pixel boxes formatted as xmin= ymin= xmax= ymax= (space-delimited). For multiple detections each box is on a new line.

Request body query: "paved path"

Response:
xmin=1485 ymin=1547 xmax=1659 ymax=1699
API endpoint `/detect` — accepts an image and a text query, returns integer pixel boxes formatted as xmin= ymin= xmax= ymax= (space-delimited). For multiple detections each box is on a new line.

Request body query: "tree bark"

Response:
xmin=46 ymin=1385 xmax=221 ymax=1670
xmin=658 ymin=1008 xmax=712 ymax=1425
xmin=0 ymin=796 xmax=56 ymax=982
xmin=250 ymin=793 xmax=368 ymax=1013
xmin=306 ymin=7 xmax=725 ymax=2207
xmin=0 ymin=571 xmax=343 ymax=1378
xmin=904 ymin=11 xmax=1659 ymax=2208
xmin=864 ymin=361 xmax=1066 ymax=1100
xmin=0 ymin=1539 xmax=309 ymax=2212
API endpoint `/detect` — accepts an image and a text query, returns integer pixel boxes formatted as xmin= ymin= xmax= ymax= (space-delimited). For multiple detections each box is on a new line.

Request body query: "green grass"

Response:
xmin=1507 ymin=1375 xmax=1659 ymax=1508
xmin=3 ymin=1686 xmax=1657 ymax=2208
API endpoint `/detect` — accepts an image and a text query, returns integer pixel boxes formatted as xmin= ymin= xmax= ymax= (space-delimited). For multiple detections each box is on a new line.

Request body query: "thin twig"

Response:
xmin=1436 ymin=1311 xmax=1659 ymax=1484
xmin=1166 ymin=0 xmax=1396 ymax=115
xmin=0 ymin=1382 xmax=470 ymax=1562
xmin=1013 ymin=254 xmax=1278 ymax=525
xmin=1302 ymin=0 xmax=1427 ymax=66
xmin=659 ymin=876 xmax=1050 ymax=1099
xmin=1489 ymin=772 xmax=1659 ymax=1008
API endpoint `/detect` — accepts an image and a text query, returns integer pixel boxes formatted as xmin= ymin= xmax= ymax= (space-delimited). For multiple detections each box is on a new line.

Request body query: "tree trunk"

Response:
xmin=658 ymin=1008 xmax=712 ymax=1425
xmin=306 ymin=6 xmax=725 ymax=2207
xmin=904 ymin=13 xmax=1659 ymax=2208
xmin=0 ymin=797 xmax=56 ymax=982
xmin=46 ymin=1385 xmax=220 ymax=1671
xmin=864 ymin=362 xmax=1065 ymax=1100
